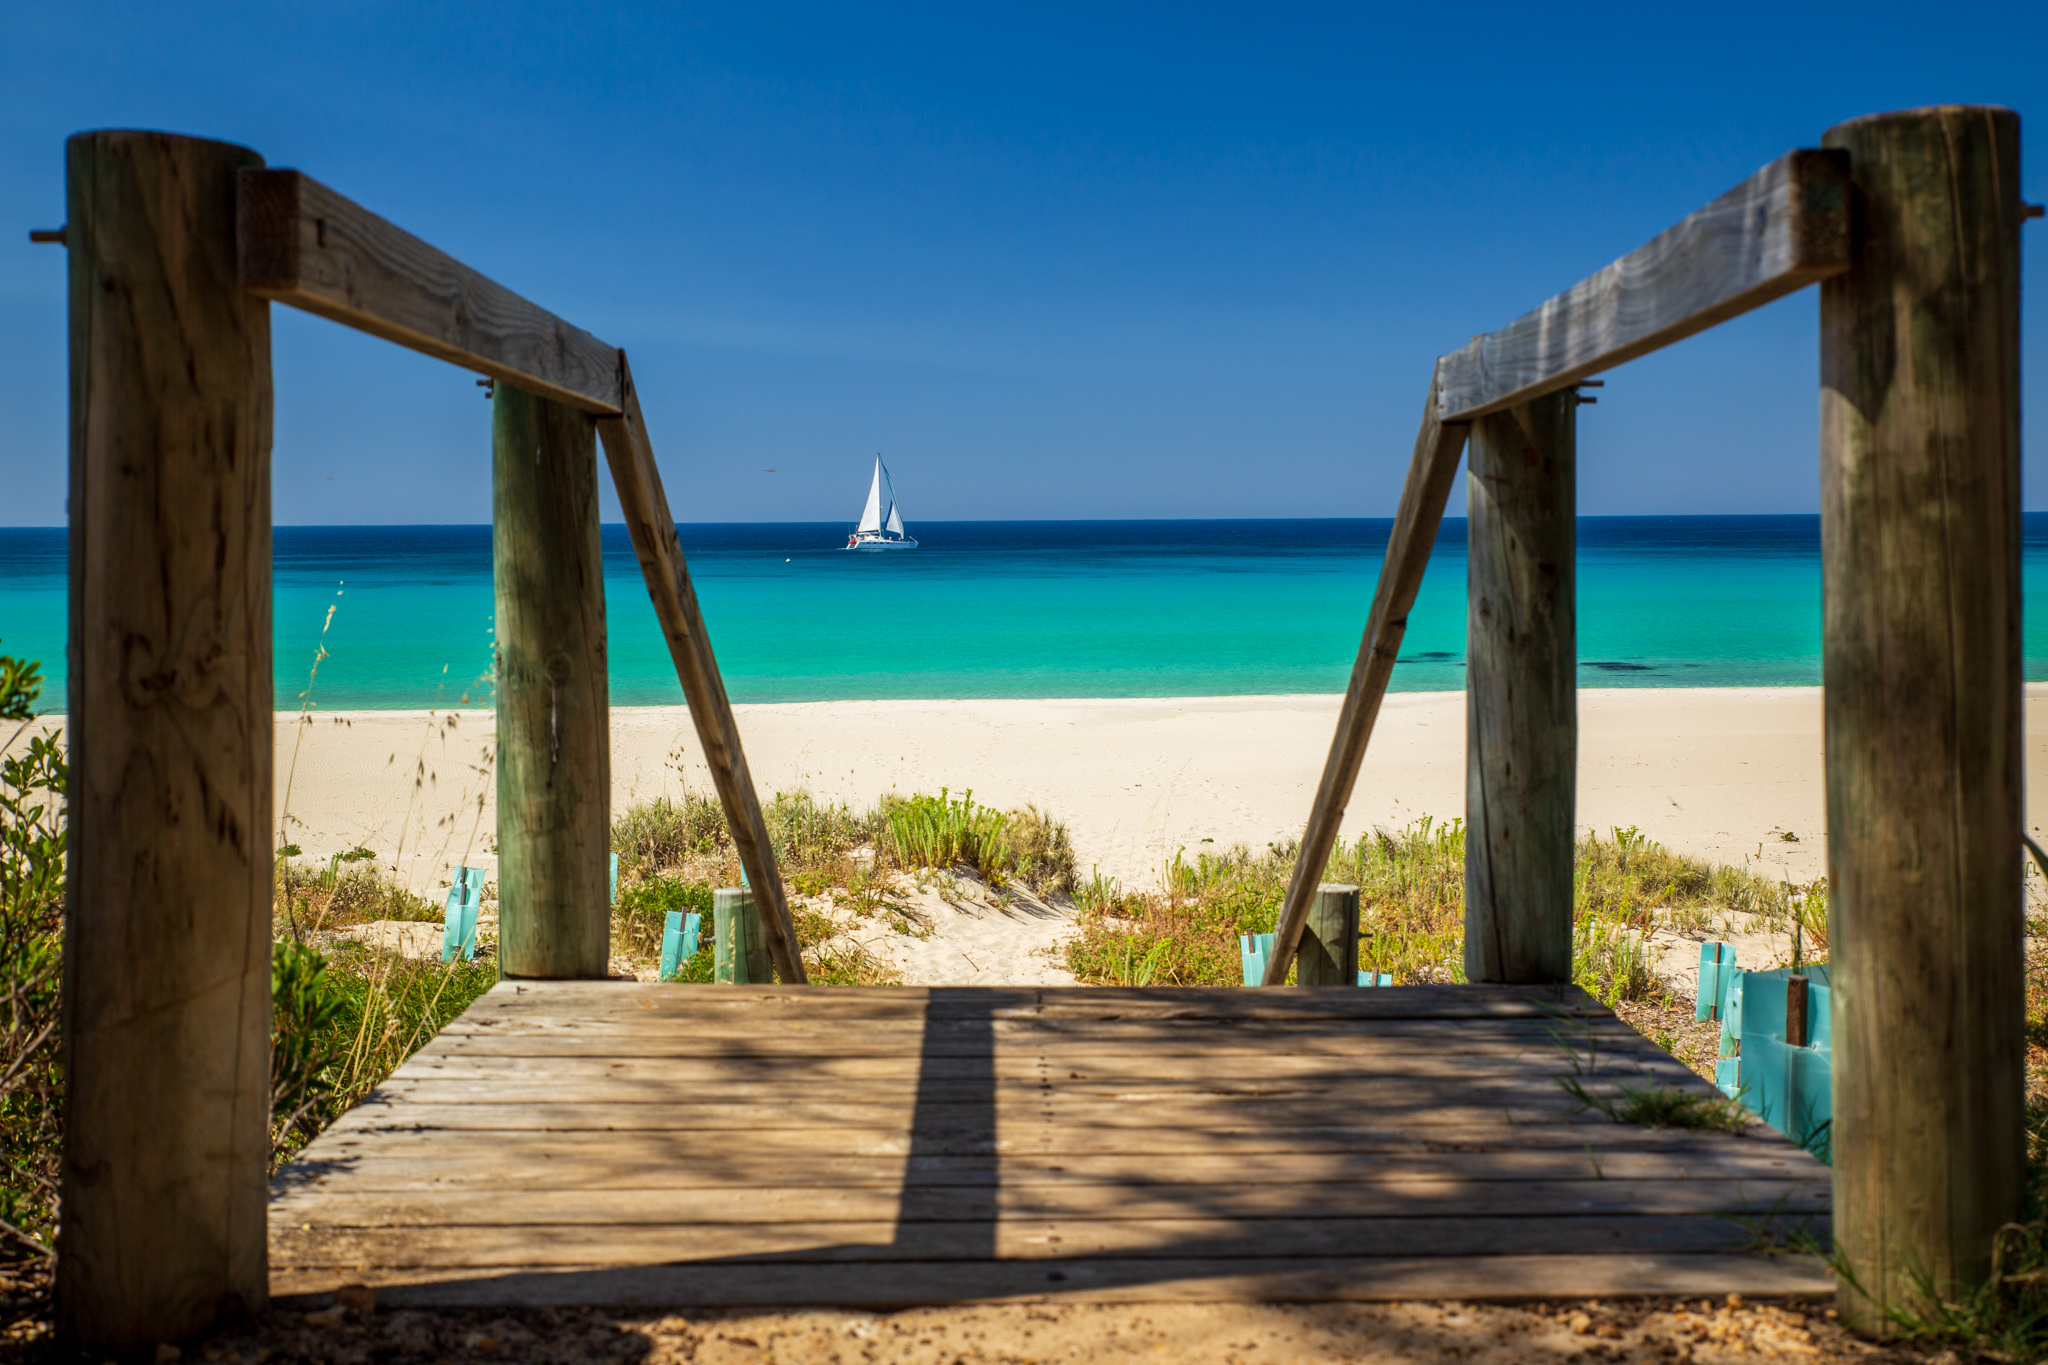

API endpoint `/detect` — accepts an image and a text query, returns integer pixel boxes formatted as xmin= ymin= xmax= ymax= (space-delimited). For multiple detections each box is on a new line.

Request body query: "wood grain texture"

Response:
xmin=493 ymin=385 xmax=610 ymax=977
xmin=595 ymin=355 xmax=806 ymax=982
xmin=271 ymin=1252 xmax=1831 ymax=1309
xmin=713 ymin=887 xmax=771 ymax=984
xmin=1464 ymin=393 xmax=1577 ymax=984
xmin=1819 ymin=105 xmax=2025 ymax=1329
xmin=1295 ymin=885 xmax=1359 ymax=987
xmin=1436 ymin=148 xmax=1850 ymax=420
xmin=57 ymin=130 xmax=274 ymax=1351
xmin=237 ymin=170 xmax=619 ymax=413
xmin=1265 ymin=388 xmax=1468 ymax=983
xmin=272 ymin=981 xmax=1829 ymax=1306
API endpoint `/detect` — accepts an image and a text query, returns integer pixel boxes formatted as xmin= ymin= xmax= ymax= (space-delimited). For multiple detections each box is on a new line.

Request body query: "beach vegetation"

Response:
xmin=0 ymin=644 xmax=64 ymax=1259
xmin=883 ymin=787 xmax=1012 ymax=882
xmin=268 ymin=939 xmax=498 ymax=1169
xmin=1063 ymin=818 xmax=1802 ymax=994
xmin=614 ymin=872 xmax=715 ymax=963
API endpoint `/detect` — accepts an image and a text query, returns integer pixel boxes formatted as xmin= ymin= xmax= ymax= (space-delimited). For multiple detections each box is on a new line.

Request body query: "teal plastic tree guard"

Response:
xmin=659 ymin=910 xmax=702 ymax=981
xmin=441 ymin=866 xmax=486 ymax=961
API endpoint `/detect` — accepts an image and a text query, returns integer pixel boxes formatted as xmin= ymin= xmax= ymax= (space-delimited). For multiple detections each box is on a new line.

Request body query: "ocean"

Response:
xmin=5 ymin=516 xmax=2048 ymax=710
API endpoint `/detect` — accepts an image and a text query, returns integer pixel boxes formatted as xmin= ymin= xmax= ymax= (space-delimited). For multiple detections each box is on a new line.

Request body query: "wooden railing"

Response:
xmin=54 ymin=131 xmax=809 ymax=1348
xmin=1263 ymin=147 xmax=1853 ymax=988
xmin=238 ymin=168 xmax=806 ymax=985
xmin=1262 ymin=106 xmax=2030 ymax=1336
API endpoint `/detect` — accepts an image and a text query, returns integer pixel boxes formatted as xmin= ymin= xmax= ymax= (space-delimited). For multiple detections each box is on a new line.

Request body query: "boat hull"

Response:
xmin=845 ymin=534 xmax=918 ymax=550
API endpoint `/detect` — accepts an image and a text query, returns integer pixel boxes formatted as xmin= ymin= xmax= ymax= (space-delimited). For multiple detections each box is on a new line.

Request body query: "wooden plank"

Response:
xmin=1266 ymin=388 xmax=1469 ymax=982
xmin=57 ymin=129 xmax=275 ymax=1352
xmin=311 ymin=1108 xmax=1777 ymax=1154
xmin=1464 ymin=392 xmax=1576 ymax=983
xmin=311 ymin=1095 xmax=1716 ymax=1135
xmin=1819 ymin=105 xmax=2025 ymax=1329
xmin=355 ymin=1071 xmax=1682 ymax=1113
xmin=394 ymin=1045 xmax=1678 ymax=1081
xmin=271 ymin=1251 xmax=1836 ymax=1307
xmin=273 ymin=1177 xmax=1828 ymax=1227
xmin=299 ymin=1114 xmax=1815 ymax=1157
xmin=272 ymin=1146 xmax=1822 ymax=1191
xmin=236 ymin=169 xmax=620 ymax=413
xmin=455 ymin=980 xmax=1612 ymax=1018
xmin=270 ymin=1211 xmax=1820 ymax=1268
xmin=492 ymin=384 xmax=610 ymax=977
xmin=426 ymin=1015 xmax=1654 ymax=1052
xmin=1434 ymin=148 xmax=1851 ymax=421
xmin=595 ymin=356 xmax=806 ymax=982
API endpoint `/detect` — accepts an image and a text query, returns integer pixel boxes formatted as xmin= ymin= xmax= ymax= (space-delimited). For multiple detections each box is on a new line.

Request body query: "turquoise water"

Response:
xmin=6 ymin=517 xmax=2048 ymax=709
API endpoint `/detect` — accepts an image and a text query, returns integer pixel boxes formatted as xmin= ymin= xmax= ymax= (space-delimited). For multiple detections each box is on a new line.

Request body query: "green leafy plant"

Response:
xmin=0 ymin=643 xmax=64 ymax=1258
xmin=269 ymin=940 xmax=349 ymax=1165
xmin=885 ymin=788 xmax=1013 ymax=883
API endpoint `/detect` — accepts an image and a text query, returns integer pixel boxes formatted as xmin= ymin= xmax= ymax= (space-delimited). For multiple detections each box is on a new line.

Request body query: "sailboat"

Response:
xmin=844 ymin=455 xmax=918 ymax=550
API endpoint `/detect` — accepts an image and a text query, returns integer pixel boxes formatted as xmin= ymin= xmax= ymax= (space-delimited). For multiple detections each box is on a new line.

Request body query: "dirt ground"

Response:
xmin=15 ymin=1293 xmax=1954 ymax=1365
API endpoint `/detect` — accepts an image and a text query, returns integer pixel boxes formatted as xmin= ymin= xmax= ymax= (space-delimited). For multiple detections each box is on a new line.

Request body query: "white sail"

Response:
xmin=885 ymin=502 xmax=906 ymax=537
xmin=855 ymin=458 xmax=885 ymax=533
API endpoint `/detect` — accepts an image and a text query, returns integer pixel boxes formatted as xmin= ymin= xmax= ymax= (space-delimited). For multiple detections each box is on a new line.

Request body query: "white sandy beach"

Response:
xmin=267 ymin=685 xmax=2048 ymax=892
xmin=20 ymin=686 xmax=2048 ymax=985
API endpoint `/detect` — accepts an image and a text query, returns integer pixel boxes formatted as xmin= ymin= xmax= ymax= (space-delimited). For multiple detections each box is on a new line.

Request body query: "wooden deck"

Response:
xmin=271 ymin=983 xmax=1833 ymax=1308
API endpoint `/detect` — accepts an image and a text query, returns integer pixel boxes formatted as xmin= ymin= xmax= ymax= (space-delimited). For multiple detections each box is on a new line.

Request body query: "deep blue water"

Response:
xmin=5 ymin=516 xmax=2048 ymax=708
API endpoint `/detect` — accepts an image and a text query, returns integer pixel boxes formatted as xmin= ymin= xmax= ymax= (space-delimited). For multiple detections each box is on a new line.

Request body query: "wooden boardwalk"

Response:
xmin=271 ymin=983 xmax=1833 ymax=1308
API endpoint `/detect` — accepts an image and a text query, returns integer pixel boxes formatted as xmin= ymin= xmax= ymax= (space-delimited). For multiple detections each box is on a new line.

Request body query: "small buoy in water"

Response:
xmin=785 ymin=557 xmax=791 ymax=562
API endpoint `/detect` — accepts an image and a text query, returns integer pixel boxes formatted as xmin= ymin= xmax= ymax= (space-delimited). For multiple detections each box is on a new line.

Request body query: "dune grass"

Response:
xmin=1063 ymin=818 xmax=1796 ymax=1002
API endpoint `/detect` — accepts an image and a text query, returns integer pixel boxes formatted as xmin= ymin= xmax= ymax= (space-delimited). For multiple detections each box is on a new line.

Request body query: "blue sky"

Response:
xmin=2 ymin=2 xmax=2043 ymax=525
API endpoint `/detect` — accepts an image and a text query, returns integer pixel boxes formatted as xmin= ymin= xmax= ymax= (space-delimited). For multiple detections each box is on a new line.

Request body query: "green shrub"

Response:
xmin=0 ymin=643 xmax=64 ymax=1257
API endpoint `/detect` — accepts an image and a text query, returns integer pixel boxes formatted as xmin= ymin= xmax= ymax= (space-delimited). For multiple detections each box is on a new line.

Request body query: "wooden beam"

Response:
xmin=1264 ymin=387 xmax=1468 ymax=984
xmin=595 ymin=355 xmax=807 ymax=983
xmin=493 ymin=385 xmax=612 ymax=978
xmin=55 ymin=130 xmax=273 ymax=1351
xmin=237 ymin=169 xmax=621 ymax=415
xmin=1464 ymin=392 xmax=1577 ymax=984
xmin=1435 ymin=149 xmax=1850 ymax=422
xmin=1820 ymin=104 xmax=2024 ymax=1332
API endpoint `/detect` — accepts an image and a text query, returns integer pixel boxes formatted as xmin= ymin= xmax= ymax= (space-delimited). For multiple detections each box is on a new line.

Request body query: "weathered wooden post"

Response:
xmin=494 ymin=384 xmax=612 ymax=977
xmin=714 ymin=887 xmax=772 ymax=984
xmin=57 ymin=131 xmax=274 ymax=1349
xmin=1464 ymin=392 xmax=1576 ymax=984
xmin=1820 ymin=105 xmax=2024 ymax=1329
xmin=1298 ymin=883 xmax=1360 ymax=986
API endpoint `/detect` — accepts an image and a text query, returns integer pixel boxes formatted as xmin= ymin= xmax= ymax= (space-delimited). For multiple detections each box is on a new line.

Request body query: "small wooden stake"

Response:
xmin=715 ymin=888 xmax=772 ymax=984
xmin=1822 ymin=105 xmax=2025 ymax=1329
xmin=1464 ymin=391 xmax=1577 ymax=984
xmin=494 ymin=384 xmax=611 ymax=978
xmin=1298 ymin=884 xmax=1361 ymax=987
xmin=56 ymin=130 xmax=274 ymax=1350
xmin=1785 ymin=975 xmax=1809 ymax=1049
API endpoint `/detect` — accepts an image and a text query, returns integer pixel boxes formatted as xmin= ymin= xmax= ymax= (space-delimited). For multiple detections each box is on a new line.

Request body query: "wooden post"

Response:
xmin=1820 ymin=105 xmax=2024 ymax=1329
xmin=56 ymin=131 xmax=273 ymax=1350
xmin=494 ymin=383 xmax=611 ymax=978
xmin=1298 ymin=884 xmax=1360 ymax=986
xmin=714 ymin=887 xmax=771 ymax=984
xmin=1464 ymin=391 xmax=1576 ymax=984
